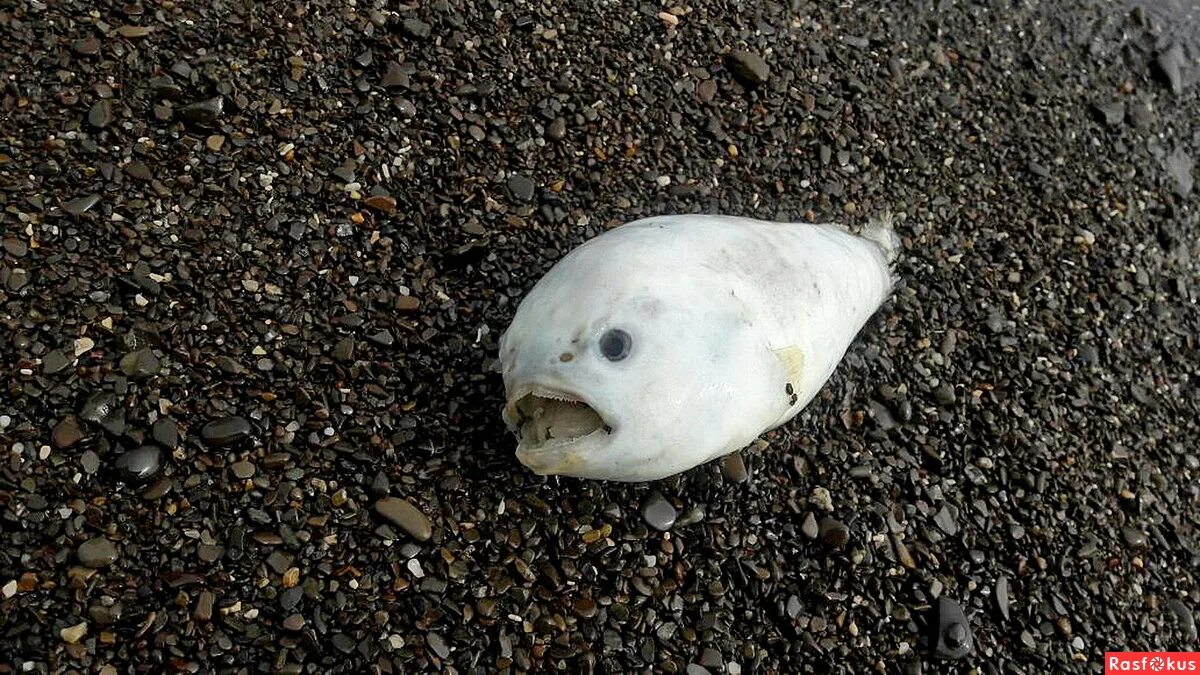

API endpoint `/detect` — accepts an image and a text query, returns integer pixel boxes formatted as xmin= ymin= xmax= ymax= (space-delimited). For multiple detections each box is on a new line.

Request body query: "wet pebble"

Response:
xmin=77 ymin=537 xmax=119 ymax=568
xmin=63 ymin=194 xmax=100 ymax=216
xmin=721 ymin=453 xmax=748 ymax=483
xmin=374 ymin=497 xmax=432 ymax=541
xmin=179 ymin=97 xmax=224 ymax=124
xmin=818 ymin=517 xmax=849 ymax=550
xmin=931 ymin=597 xmax=973 ymax=660
xmin=113 ymin=446 xmax=161 ymax=481
xmin=200 ymin=416 xmax=252 ymax=446
xmin=507 ymin=174 xmax=535 ymax=202
xmin=119 ymin=349 xmax=161 ymax=379
xmin=726 ymin=50 xmax=770 ymax=86
xmin=52 ymin=416 xmax=86 ymax=449
xmin=88 ymin=100 xmax=113 ymax=128
xmin=996 ymin=576 xmax=1011 ymax=621
xmin=801 ymin=512 xmax=819 ymax=539
xmin=230 ymin=460 xmax=256 ymax=479
xmin=641 ymin=491 xmax=677 ymax=531
xmin=1122 ymin=525 xmax=1147 ymax=549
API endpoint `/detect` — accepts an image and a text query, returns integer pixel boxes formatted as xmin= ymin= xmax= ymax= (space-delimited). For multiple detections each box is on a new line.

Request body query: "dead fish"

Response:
xmin=498 ymin=214 xmax=898 ymax=482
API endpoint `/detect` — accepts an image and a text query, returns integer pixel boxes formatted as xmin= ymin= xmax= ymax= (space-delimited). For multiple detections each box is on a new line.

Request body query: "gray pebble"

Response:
xmin=641 ymin=491 xmax=677 ymax=531
xmin=931 ymin=596 xmax=973 ymax=660
xmin=374 ymin=497 xmax=433 ymax=541
xmin=78 ymin=536 xmax=119 ymax=568
xmin=725 ymin=50 xmax=770 ymax=86
xmin=507 ymin=174 xmax=535 ymax=202
xmin=200 ymin=416 xmax=252 ymax=446
xmin=179 ymin=97 xmax=224 ymax=125
xmin=114 ymin=446 xmax=161 ymax=481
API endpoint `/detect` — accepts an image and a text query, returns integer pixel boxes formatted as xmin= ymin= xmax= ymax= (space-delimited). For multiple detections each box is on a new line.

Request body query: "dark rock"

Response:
xmin=179 ymin=97 xmax=224 ymax=125
xmin=818 ymin=517 xmax=849 ymax=549
xmin=88 ymin=100 xmax=113 ymax=128
xmin=1091 ymin=101 xmax=1125 ymax=126
xmin=374 ymin=497 xmax=432 ymax=541
xmin=403 ymin=18 xmax=432 ymax=38
xmin=507 ymin=174 xmax=535 ymax=202
xmin=641 ymin=491 xmax=677 ymax=531
xmin=77 ymin=537 xmax=119 ymax=568
xmin=62 ymin=194 xmax=100 ymax=215
xmin=200 ymin=416 xmax=252 ymax=446
xmin=1152 ymin=43 xmax=1185 ymax=94
xmin=726 ymin=50 xmax=770 ymax=86
xmin=119 ymin=349 xmax=161 ymax=379
xmin=931 ymin=597 xmax=974 ymax=660
xmin=113 ymin=446 xmax=162 ymax=481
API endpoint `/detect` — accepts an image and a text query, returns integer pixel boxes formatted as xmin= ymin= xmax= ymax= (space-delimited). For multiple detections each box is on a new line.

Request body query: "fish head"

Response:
xmin=499 ymin=261 xmax=768 ymax=482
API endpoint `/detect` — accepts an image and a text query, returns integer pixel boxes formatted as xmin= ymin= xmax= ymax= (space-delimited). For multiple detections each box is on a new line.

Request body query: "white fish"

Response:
xmin=498 ymin=214 xmax=898 ymax=482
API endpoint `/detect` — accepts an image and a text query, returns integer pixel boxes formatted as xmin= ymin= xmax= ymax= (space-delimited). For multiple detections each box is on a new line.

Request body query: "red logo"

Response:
xmin=1106 ymin=653 xmax=1200 ymax=674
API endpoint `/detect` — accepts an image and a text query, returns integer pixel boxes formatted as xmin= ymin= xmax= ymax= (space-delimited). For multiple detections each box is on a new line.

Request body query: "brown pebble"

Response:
xmin=374 ymin=497 xmax=432 ymax=541
xmin=206 ymin=134 xmax=226 ymax=151
xmin=194 ymin=591 xmax=214 ymax=622
xmin=364 ymin=195 xmax=397 ymax=213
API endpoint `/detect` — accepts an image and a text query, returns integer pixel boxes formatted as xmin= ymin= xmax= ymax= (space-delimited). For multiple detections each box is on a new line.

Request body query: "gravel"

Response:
xmin=1 ymin=0 xmax=1197 ymax=672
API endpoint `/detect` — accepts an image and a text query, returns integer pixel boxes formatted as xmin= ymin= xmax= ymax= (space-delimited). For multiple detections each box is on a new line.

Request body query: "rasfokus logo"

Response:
xmin=1105 ymin=653 xmax=1200 ymax=674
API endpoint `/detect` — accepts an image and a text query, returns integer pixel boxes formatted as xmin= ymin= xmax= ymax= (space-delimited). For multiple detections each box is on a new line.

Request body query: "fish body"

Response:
xmin=498 ymin=214 xmax=897 ymax=482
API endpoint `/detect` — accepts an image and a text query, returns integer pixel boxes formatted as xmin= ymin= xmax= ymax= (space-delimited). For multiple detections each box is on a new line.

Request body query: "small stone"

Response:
xmin=77 ymin=537 xmax=119 ymax=568
xmin=364 ymin=195 xmax=397 ymax=213
xmin=74 ymin=36 xmax=101 ymax=55
xmin=43 ymin=350 xmax=71 ymax=374
xmin=2 ymin=580 xmax=16 ymax=598
xmin=817 ymin=517 xmax=849 ymax=550
xmin=3 ymin=236 xmax=28 ymax=257
xmin=80 ymin=450 xmax=100 ymax=474
xmin=403 ymin=18 xmax=432 ymax=38
xmin=79 ymin=392 xmax=123 ymax=434
xmin=507 ymin=174 xmax=535 ymax=202
xmin=995 ymin=576 xmax=1011 ymax=621
xmin=721 ymin=453 xmax=748 ymax=483
xmin=151 ymin=418 xmax=179 ymax=448
xmin=179 ymin=97 xmax=224 ymax=125
xmin=141 ymin=478 xmax=173 ymax=500
xmin=332 ymin=337 xmax=355 ymax=362
xmin=374 ymin=497 xmax=432 ymax=541
xmin=283 ymin=614 xmax=305 ymax=631
xmin=119 ymin=349 xmax=161 ymax=379
xmin=546 ymin=117 xmax=567 ymax=141
xmin=1152 ymin=43 xmax=1185 ymax=94
xmin=1122 ymin=525 xmax=1147 ymax=549
xmin=1167 ymin=599 xmax=1197 ymax=642
xmin=195 ymin=591 xmax=214 ymax=622
xmin=230 ymin=461 xmax=256 ymax=479
xmin=279 ymin=587 xmax=303 ymax=611
xmin=641 ymin=491 xmax=677 ymax=531
xmin=367 ymin=330 xmax=395 ymax=347
xmin=60 ymin=622 xmax=88 ymax=644
xmin=200 ymin=416 xmax=252 ymax=446
xmin=88 ymin=100 xmax=113 ymax=128
xmin=801 ymin=512 xmax=819 ymax=539
xmin=786 ymin=595 xmax=802 ymax=618
xmin=809 ymin=486 xmax=833 ymax=512
xmin=205 ymin=134 xmax=226 ymax=151
xmin=725 ymin=51 xmax=770 ymax=86
xmin=933 ymin=505 xmax=958 ymax=536
xmin=426 ymin=632 xmax=450 ymax=659
xmin=396 ymin=296 xmax=421 ymax=312
xmin=114 ymin=446 xmax=161 ymax=481
xmin=933 ymin=383 xmax=956 ymax=406
xmin=931 ymin=597 xmax=974 ymax=660
xmin=697 ymin=79 xmax=718 ymax=102
xmin=381 ymin=61 xmax=409 ymax=88
xmin=52 ymin=416 xmax=85 ymax=449
xmin=1164 ymin=147 xmax=1193 ymax=198
xmin=1091 ymin=101 xmax=1125 ymax=126
xmin=115 ymin=25 xmax=152 ymax=38
xmin=63 ymin=194 xmax=100 ymax=215
xmin=893 ymin=536 xmax=917 ymax=569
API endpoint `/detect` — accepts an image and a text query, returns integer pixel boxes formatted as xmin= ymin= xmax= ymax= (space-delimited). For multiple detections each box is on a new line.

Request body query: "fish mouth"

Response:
xmin=504 ymin=385 xmax=612 ymax=475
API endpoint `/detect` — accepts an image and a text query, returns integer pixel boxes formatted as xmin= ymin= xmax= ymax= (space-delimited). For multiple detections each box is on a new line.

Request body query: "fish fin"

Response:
xmin=772 ymin=346 xmax=805 ymax=390
xmin=856 ymin=212 xmax=901 ymax=265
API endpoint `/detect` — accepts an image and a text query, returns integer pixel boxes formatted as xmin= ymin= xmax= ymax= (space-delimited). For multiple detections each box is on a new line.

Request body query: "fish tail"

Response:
xmin=857 ymin=212 xmax=901 ymax=265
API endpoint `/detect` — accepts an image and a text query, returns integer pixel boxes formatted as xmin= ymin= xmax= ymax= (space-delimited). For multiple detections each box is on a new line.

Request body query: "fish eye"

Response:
xmin=598 ymin=328 xmax=632 ymax=362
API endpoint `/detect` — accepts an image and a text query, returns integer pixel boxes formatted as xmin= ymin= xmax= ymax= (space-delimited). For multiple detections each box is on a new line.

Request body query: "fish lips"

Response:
xmin=503 ymin=384 xmax=614 ymax=476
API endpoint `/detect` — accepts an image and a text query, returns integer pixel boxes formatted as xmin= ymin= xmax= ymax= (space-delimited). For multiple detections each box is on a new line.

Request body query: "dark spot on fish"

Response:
xmin=785 ymin=382 xmax=794 ymax=395
xmin=559 ymin=352 xmax=574 ymax=362
xmin=790 ymin=394 xmax=799 ymax=406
